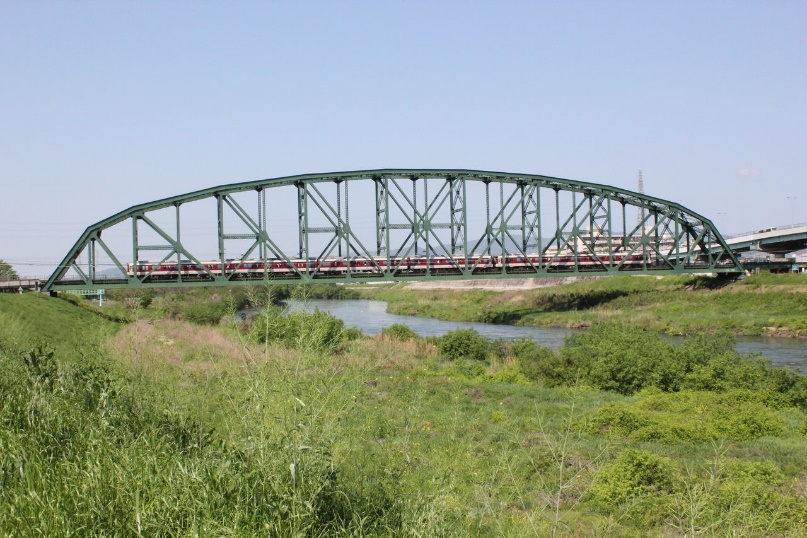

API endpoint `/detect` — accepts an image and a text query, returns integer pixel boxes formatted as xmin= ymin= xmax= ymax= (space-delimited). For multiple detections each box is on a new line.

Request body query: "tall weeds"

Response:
xmin=3 ymin=292 xmax=807 ymax=536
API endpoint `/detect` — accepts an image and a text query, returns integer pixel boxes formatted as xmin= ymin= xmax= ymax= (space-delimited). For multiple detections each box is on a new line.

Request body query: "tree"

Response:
xmin=0 ymin=260 xmax=18 ymax=280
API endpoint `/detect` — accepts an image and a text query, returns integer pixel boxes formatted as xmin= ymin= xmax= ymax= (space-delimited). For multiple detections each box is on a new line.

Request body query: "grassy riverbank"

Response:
xmin=357 ymin=272 xmax=807 ymax=336
xmin=2 ymin=291 xmax=807 ymax=535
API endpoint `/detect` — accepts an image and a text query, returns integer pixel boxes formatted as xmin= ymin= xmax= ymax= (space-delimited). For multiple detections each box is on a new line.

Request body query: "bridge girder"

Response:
xmin=731 ymin=238 xmax=807 ymax=255
xmin=45 ymin=169 xmax=743 ymax=291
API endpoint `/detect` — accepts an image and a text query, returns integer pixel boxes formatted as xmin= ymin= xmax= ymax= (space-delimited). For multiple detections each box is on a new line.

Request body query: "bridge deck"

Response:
xmin=726 ymin=223 xmax=807 ymax=254
xmin=0 ymin=279 xmax=44 ymax=292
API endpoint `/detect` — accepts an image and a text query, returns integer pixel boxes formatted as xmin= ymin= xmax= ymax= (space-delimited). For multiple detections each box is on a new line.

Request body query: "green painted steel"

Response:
xmin=45 ymin=169 xmax=743 ymax=291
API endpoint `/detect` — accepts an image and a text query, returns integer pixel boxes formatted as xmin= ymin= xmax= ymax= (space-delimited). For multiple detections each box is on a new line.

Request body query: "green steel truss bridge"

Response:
xmin=45 ymin=169 xmax=743 ymax=292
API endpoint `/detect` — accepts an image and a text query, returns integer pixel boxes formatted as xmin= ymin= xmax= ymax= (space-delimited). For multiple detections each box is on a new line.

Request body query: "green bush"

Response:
xmin=290 ymin=283 xmax=359 ymax=300
xmin=587 ymin=403 xmax=650 ymax=437
xmin=511 ymin=338 xmax=566 ymax=384
xmin=181 ymin=302 xmax=228 ymax=325
xmin=437 ymin=329 xmax=489 ymax=362
xmin=532 ymin=289 xmax=630 ymax=311
xmin=560 ymin=322 xmax=675 ymax=395
xmin=589 ymin=448 xmax=677 ymax=506
xmin=586 ymin=390 xmax=786 ymax=443
xmin=381 ymin=323 xmax=418 ymax=341
xmin=341 ymin=327 xmax=363 ymax=342
xmin=249 ymin=309 xmax=345 ymax=354
xmin=702 ymin=459 xmax=807 ymax=528
xmin=450 ymin=358 xmax=488 ymax=380
xmin=481 ymin=365 xmax=530 ymax=384
xmin=138 ymin=289 xmax=157 ymax=308
xmin=550 ymin=322 xmax=807 ymax=408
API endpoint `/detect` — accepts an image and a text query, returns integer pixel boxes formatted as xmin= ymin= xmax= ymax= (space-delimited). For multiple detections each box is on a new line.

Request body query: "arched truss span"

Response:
xmin=45 ymin=169 xmax=743 ymax=291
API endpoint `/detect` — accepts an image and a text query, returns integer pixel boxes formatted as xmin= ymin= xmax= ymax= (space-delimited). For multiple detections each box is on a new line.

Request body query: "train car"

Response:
xmin=126 ymin=250 xmax=651 ymax=280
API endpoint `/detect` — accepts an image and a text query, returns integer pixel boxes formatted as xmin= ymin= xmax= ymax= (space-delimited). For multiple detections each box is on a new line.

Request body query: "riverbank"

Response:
xmin=3 ymin=291 xmax=807 ymax=536
xmin=355 ymin=272 xmax=807 ymax=337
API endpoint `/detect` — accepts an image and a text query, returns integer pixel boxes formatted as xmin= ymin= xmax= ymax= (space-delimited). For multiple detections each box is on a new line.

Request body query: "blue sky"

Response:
xmin=2 ymin=1 xmax=805 ymax=275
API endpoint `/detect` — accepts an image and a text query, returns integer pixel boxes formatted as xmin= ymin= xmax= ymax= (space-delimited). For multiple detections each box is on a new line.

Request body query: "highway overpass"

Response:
xmin=725 ymin=223 xmax=807 ymax=255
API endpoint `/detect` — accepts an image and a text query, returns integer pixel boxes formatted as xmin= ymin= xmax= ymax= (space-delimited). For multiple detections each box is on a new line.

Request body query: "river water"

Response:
xmin=282 ymin=299 xmax=807 ymax=371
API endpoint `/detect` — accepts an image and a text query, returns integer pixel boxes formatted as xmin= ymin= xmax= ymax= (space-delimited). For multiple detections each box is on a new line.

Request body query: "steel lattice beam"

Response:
xmin=45 ymin=169 xmax=744 ymax=291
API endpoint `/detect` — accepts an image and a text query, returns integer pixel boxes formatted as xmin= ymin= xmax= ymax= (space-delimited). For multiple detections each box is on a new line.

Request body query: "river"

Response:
xmin=281 ymin=299 xmax=807 ymax=371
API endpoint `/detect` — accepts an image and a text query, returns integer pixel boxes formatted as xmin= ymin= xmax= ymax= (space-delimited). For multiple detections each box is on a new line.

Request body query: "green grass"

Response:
xmin=356 ymin=273 xmax=807 ymax=336
xmin=0 ymin=293 xmax=123 ymax=362
xmin=2 ymin=292 xmax=807 ymax=535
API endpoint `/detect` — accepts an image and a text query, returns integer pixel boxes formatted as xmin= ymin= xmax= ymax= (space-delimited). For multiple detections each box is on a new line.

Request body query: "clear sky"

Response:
xmin=2 ymin=1 xmax=806 ymax=276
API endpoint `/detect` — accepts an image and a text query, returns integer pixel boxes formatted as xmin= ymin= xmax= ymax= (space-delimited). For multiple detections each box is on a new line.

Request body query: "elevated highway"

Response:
xmin=0 ymin=278 xmax=44 ymax=293
xmin=725 ymin=223 xmax=807 ymax=255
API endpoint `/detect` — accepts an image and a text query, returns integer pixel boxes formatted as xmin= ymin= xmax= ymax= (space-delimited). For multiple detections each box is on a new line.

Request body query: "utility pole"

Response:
xmin=636 ymin=170 xmax=645 ymax=228
xmin=637 ymin=170 xmax=648 ymax=265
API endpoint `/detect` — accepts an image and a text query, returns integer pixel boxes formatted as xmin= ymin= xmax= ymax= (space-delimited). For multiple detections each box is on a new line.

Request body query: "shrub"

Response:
xmin=532 ymin=289 xmax=630 ymax=311
xmin=450 ymin=358 xmax=487 ymax=380
xmin=481 ymin=365 xmax=530 ymax=384
xmin=587 ymin=403 xmax=650 ymax=437
xmin=437 ymin=329 xmax=489 ymax=362
xmin=682 ymin=352 xmax=769 ymax=393
xmin=710 ymin=397 xmax=786 ymax=441
xmin=552 ymin=323 xmax=807 ymax=408
xmin=560 ymin=322 xmax=675 ymax=395
xmin=589 ymin=448 xmax=677 ymax=506
xmin=705 ymin=459 xmax=807 ymax=527
xmin=285 ymin=310 xmax=345 ymax=353
xmin=290 ymin=283 xmax=359 ymax=300
xmin=586 ymin=391 xmax=786 ymax=443
xmin=511 ymin=338 xmax=566 ymax=384
xmin=249 ymin=309 xmax=345 ymax=354
xmin=181 ymin=302 xmax=228 ymax=325
xmin=341 ymin=327 xmax=363 ymax=342
xmin=247 ymin=309 xmax=285 ymax=343
xmin=381 ymin=324 xmax=418 ymax=341
xmin=138 ymin=289 xmax=157 ymax=308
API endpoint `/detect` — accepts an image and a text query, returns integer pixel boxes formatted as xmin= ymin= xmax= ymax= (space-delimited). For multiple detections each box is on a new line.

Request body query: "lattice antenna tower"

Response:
xmin=636 ymin=170 xmax=646 ymax=229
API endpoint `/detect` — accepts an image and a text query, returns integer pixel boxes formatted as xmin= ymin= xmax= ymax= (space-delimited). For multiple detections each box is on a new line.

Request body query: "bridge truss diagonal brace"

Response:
xmin=382 ymin=176 xmax=466 ymax=274
xmin=561 ymin=192 xmax=614 ymax=271
xmin=135 ymin=213 xmax=220 ymax=283
xmin=541 ymin=189 xmax=592 ymax=264
xmin=218 ymin=192 xmax=303 ymax=279
xmin=93 ymin=233 xmax=129 ymax=280
xmin=466 ymin=179 xmax=545 ymax=273
xmin=297 ymin=181 xmax=384 ymax=276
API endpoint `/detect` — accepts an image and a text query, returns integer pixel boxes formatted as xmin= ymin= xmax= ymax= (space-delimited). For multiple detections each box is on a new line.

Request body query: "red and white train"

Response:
xmin=126 ymin=252 xmax=647 ymax=280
